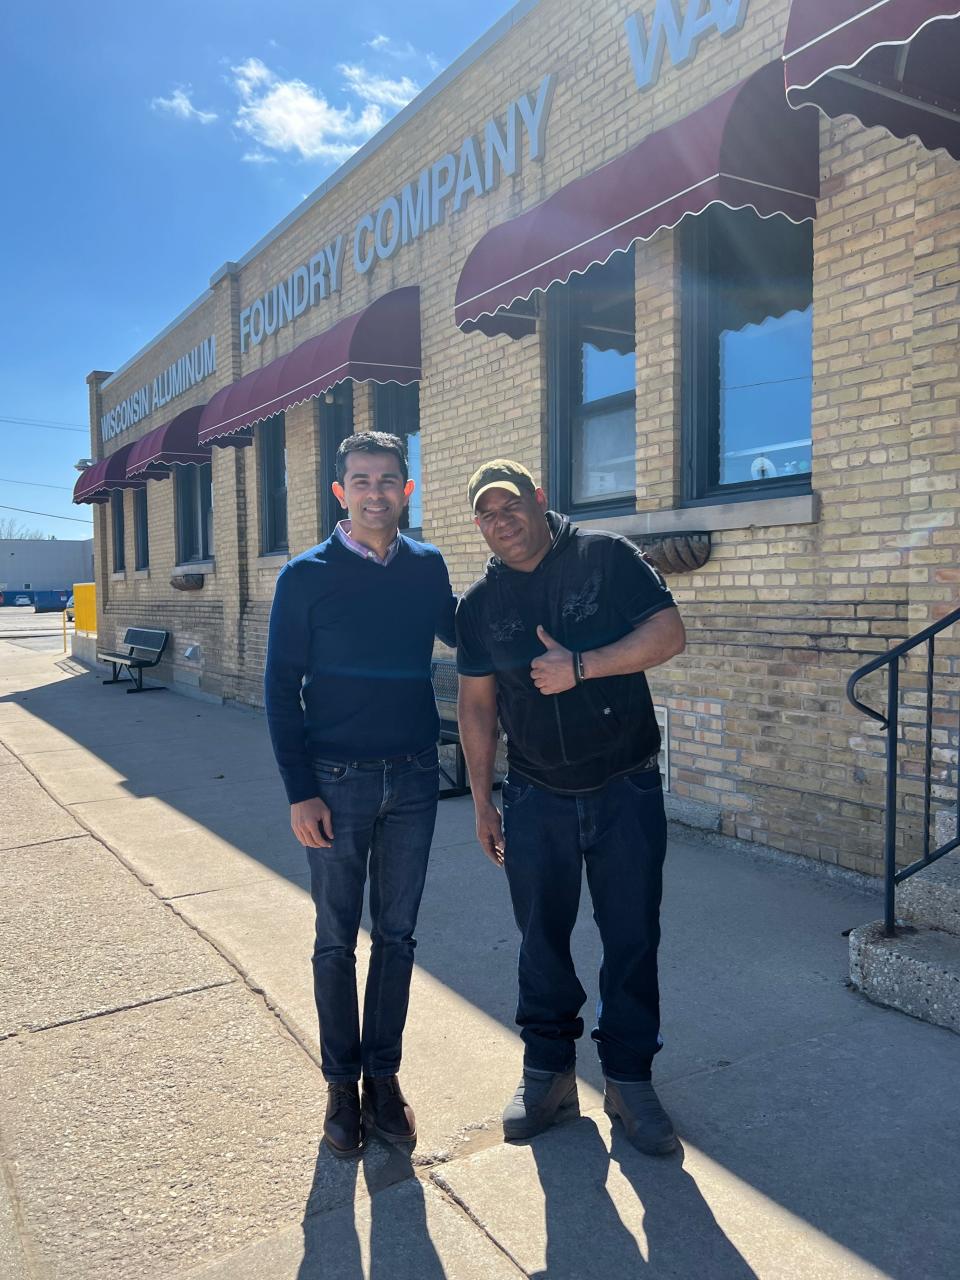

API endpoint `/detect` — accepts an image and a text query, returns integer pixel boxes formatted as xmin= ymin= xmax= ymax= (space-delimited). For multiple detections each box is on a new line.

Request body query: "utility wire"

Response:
xmin=0 ymin=413 xmax=87 ymax=428
xmin=0 ymin=503 xmax=92 ymax=525
xmin=0 ymin=477 xmax=73 ymax=492
xmin=0 ymin=417 xmax=88 ymax=434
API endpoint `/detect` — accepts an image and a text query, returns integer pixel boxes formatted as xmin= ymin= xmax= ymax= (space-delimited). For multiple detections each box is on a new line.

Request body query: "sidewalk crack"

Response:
xmin=14 ymin=981 xmax=236 ymax=1036
xmin=3 ymin=744 xmax=323 ymax=1074
xmin=430 ymin=1169 xmax=530 ymax=1277
xmin=1 ymin=1115 xmax=59 ymax=1279
xmin=0 ymin=833 xmax=89 ymax=854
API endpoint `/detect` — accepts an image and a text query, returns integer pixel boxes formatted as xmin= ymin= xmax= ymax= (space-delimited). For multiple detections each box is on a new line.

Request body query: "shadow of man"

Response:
xmin=529 ymin=1117 xmax=646 ymax=1278
xmin=295 ymin=1140 xmax=446 ymax=1280
xmin=608 ymin=1126 xmax=758 ymax=1279
xmin=526 ymin=1117 xmax=757 ymax=1279
xmin=296 ymin=1142 xmax=362 ymax=1280
xmin=366 ymin=1146 xmax=447 ymax=1280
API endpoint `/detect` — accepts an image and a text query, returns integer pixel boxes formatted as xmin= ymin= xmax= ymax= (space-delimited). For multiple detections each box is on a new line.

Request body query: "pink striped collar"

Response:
xmin=334 ymin=520 xmax=401 ymax=567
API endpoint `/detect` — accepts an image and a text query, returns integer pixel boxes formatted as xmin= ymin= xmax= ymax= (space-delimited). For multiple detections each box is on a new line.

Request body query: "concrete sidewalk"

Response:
xmin=1 ymin=641 xmax=959 ymax=1279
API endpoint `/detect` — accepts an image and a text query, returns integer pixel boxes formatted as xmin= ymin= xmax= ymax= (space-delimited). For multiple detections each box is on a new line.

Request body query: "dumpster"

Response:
xmin=32 ymin=590 xmax=71 ymax=613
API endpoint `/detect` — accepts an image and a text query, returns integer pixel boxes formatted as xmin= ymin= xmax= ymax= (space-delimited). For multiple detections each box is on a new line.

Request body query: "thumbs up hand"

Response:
xmin=531 ymin=624 xmax=576 ymax=695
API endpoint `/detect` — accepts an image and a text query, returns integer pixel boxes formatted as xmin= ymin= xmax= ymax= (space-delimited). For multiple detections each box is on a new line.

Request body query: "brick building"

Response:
xmin=75 ymin=0 xmax=960 ymax=875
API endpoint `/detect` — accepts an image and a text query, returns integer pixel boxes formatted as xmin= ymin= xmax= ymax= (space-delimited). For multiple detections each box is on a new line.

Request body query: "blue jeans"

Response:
xmin=305 ymin=747 xmax=439 ymax=1083
xmin=501 ymin=765 xmax=667 ymax=1082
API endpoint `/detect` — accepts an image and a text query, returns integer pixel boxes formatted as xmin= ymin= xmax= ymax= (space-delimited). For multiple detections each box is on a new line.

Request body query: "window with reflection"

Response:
xmin=259 ymin=413 xmax=288 ymax=554
xmin=682 ymin=206 xmax=813 ymax=502
xmin=374 ymin=382 xmax=422 ymax=535
xmin=134 ymin=487 xmax=149 ymax=570
xmin=549 ymin=249 xmax=637 ymax=515
xmin=111 ymin=490 xmax=125 ymax=572
xmin=176 ymin=461 xmax=214 ymax=563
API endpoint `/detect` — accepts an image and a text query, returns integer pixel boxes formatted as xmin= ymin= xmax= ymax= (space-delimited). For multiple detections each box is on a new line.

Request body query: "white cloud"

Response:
xmin=241 ymin=150 xmax=277 ymax=164
xmin=338 ymin=64 xmax=421 ymax=110
xmin=231 ymin=57 xmax=389 ymax=162
xmin=365 ymin=33 xmax=441 ymax=71
xmin=233 ymin=57 xmax=274 ymax=98
xmin=151 ymin=87 xmax=218 ymax=125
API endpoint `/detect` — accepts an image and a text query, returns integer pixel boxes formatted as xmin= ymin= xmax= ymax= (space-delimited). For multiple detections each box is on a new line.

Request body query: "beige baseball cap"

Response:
xmin=467 ymin=459 xmax=537 ymax=510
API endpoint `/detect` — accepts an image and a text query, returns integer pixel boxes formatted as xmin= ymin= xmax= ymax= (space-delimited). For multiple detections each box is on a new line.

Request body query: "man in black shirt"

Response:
xmin=456 ymin=460 xmax=686 ymax=1155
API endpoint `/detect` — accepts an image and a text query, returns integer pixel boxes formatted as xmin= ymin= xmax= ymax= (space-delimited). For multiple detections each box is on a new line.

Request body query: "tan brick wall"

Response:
xmin=84 ymin=0 xmax=960 ymax=872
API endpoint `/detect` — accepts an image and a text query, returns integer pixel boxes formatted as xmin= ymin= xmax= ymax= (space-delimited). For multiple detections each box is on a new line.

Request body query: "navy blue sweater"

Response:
xmin=264 ymin=533 xmax=456 ymax=803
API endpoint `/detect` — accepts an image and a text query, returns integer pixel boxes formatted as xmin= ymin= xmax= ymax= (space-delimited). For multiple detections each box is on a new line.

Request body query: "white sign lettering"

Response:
xmin=354 ymin=74 xmax=556 ymax=276
xmin=100 ymin=336 xmax=216 ymax=442
xmin=625 ymin=0 xmax=749 ymax=91
xmin=234 ymin=74 xmax=557 ymax=350
xmin=240 ymin=237 xmax=344 ymax=353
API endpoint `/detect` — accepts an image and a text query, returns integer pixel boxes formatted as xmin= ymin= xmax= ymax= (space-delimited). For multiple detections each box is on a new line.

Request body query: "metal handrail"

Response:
xmin=846 ymin=602 xmax=960 ymax=935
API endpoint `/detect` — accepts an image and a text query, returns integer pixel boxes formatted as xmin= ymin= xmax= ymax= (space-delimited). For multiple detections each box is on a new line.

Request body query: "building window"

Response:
xmin=682 ymin=206 xmax=813 ymax=503
xmin=258 ymin=413 xmax=288 ymax=554
xmin=374 ymin=382 xmax=422 ymax=535
xmin=548 ymin=250 xmax=637 ymax=517
xmin=111 ymin=490 xmax=125 ymax=572
xmin=176 ymin=461 xmax=214 ymax=563
xmin=134 ymin=487 xmax=149 ymax=570
xmin=319 ymin=383 xmax=354 ymax=539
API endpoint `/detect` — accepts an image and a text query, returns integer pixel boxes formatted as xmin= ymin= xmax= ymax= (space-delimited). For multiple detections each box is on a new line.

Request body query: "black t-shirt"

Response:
xmin=456 ymin=513 xmax=675 ymax=793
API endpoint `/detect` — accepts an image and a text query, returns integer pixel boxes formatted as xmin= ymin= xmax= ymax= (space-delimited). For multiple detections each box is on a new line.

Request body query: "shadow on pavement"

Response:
xmin=4 ymin=663 xmax=960 ymax=1278
xmin=526 ymin=1119 xmax=756 ymax=1279
xmin=296 ymin=1144 xmax=445 ymax=1280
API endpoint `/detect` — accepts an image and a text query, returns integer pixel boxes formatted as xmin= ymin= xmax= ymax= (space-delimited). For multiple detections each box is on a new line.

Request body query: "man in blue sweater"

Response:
xmin=264 ymin=430 xmax=456 ymax=1158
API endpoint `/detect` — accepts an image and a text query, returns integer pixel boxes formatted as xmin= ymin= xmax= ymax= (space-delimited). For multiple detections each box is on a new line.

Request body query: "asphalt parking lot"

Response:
xmin=0 ymin=604 xmax=74 ymax=647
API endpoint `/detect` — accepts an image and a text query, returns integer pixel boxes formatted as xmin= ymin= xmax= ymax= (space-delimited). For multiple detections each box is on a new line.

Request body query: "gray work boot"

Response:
xmin=502 ymin=1067 xmax=580 ymax=1141
xmin=604 ymin=1079 xmax=677 ymax=1156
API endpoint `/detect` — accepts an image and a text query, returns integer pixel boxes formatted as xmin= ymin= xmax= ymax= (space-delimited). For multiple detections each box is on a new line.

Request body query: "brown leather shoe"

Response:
xmin=362 ymin=1075 xmax=417 ymax=1145
xmin=324 ymin=1083 xmax=364 ymax=1158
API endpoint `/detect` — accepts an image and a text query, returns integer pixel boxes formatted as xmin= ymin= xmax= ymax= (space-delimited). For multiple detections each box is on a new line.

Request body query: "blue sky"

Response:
xmin=0 ymin=0 xmax=519 ymax=539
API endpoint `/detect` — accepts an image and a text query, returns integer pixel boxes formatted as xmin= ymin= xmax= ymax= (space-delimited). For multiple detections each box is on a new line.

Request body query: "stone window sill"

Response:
xmin=173 ymin=560 xmax=215 ymax=576
xmin=134 ymin=568 xmax=150 ymax=579
xmin=579 ymin=492 xmax=820 ymax=536
xmin=110 ymin=571 xmax=126 ymax=581
xmin=257 ymin=552 xmax=289 ymax=567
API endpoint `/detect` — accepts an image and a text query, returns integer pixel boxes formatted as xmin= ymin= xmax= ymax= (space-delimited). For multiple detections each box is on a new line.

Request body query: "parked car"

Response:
xmin=14 ymin=594 xmax=31 ymax=606
xmin=65 ymin=595 xmax=75 ymax=622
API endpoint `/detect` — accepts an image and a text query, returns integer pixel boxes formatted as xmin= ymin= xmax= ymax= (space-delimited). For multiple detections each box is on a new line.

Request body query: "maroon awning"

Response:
xmin=126 ymin=405 xmax=211 ymax=479
xmin=783 ymin=2 xmax=960 ymax=159
xmin=198 ymin=286 xmax=421 ymax=445
xmin=73 ymin=442 xmax=148 ymax=505
xmin=73 ymin=463 xmax=110 ymax=505
xmin=455 ymin=62 xmax=819 ymax=339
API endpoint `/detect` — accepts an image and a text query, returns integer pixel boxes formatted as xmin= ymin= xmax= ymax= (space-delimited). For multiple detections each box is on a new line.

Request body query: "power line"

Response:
xmin=0 ymin=477 xmax=73 ymax=492
xmin=0 ymin=503 xmax=92 ymax=525
xmin=0 ymin=412 xmax=88 ymax=428
xmin=0 ymin=417 xmax=88 ymax=434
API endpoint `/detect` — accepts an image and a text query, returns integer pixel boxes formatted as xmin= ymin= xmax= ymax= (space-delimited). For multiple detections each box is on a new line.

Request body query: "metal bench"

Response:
xmin=431 ymin=658 xmax=470 ymax=799
xmin=97 ymin=627 xmax=169 ymax=693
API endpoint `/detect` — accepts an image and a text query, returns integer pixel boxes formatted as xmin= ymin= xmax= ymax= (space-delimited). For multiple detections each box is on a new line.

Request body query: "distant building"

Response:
xmin=0 ymin=539 xmax=94 ymax=601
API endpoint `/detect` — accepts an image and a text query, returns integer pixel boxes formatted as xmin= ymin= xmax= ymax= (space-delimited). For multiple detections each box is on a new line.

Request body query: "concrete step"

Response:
xmin=898 ymin=847 xmax=960 ymax=936
xmin=849 ymin=922 xmax=960 ymax=1036
xmin=897 ymin=809 xmax=960 ymax=935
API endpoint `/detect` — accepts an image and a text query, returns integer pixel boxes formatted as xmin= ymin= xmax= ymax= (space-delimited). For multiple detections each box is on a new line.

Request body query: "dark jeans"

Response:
xmin=501 ymin=765 xmax=667 ymax=1083
xmin=305 ymin=747 xmax=439 ymax=1083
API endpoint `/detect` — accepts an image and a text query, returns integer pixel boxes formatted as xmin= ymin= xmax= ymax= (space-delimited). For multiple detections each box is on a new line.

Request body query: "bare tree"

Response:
xmin=0 ymin=518 xmax=49 ymax=539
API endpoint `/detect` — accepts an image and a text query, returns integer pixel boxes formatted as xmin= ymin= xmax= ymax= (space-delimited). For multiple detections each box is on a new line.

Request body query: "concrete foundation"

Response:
xmin=849 ymin=922 xmax=960 ymax=1036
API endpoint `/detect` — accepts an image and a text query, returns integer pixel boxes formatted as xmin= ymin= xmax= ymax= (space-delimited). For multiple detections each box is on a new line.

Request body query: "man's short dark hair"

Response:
xmin=335 ymin=431 xmax=408 ymax=484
